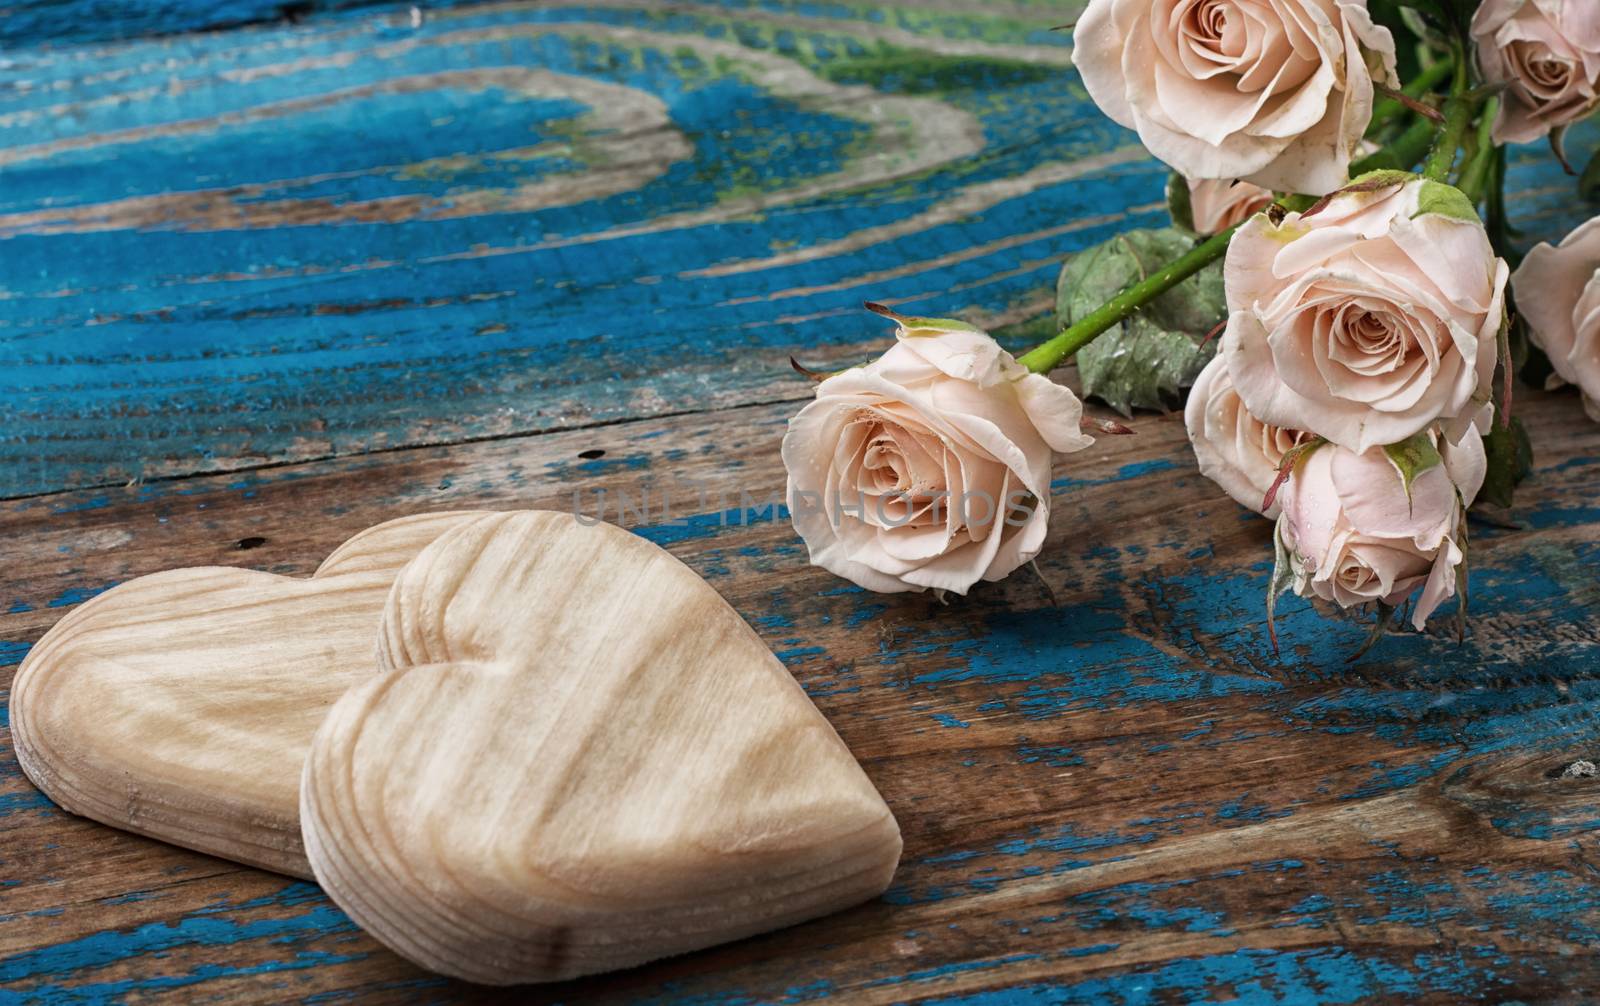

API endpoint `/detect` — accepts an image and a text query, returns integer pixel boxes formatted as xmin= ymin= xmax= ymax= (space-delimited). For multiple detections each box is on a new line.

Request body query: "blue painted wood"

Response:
xmin=2 ymin=0 xmax=1589 ymax=498
xmin=0 ymin=0 xmax=419 ymax=47
xmin=3 ymin=387 xmax=1600 ymax=1003
xmin=0 ymin=0 xmax=1116 ymax=497
xmin=3 ymin=2 xmax=1600 ymax=1004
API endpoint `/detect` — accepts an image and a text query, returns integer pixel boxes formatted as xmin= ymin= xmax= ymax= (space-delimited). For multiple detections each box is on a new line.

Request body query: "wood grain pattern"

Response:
xmin=9 ymin=510 xmax=485 ymax=878
xmin=3 ymin=0 xmax=1600 ymax=1001
xmin=0 ymin=0 xmax=467 ymax=48
xmin=0 ymin=0 xmax=1590 ymax=499
xmin=302 ymin=510 xmax=901 ymax=984
xmin=4 ymin=384 xmax=1600 ymax=1002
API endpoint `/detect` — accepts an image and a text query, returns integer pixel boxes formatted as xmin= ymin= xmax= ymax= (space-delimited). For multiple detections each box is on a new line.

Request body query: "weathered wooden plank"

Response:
xmin=4 ymin=383 xmax=1600 ymax=1002
xmin=0 ymin=0 xmax=428 ymax=48
xmin=5 ymin=1 xmax=1600 ymax=1000
xmin=0 ymin=0 xmax=1114 ymax=497
xmin=1 ymin=0 xmax=1593 ymax=499
xmin=0 ymin=0 xmax=1086 ymax=48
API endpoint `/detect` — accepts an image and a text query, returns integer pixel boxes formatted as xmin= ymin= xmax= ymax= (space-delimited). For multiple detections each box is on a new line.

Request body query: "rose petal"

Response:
xmin=1412 ymin=534 xmax=1463 ymax=629
xmin=1015 ymin=372 xmax=1094 ymax=454
xmin=1329 ymin=444 xmax=1455 ymax=548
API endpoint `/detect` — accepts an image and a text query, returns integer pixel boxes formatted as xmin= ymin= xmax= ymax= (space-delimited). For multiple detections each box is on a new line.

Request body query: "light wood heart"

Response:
xmin=300 ymin=510 xmax=902 ymax=984
xmin=10 ymin=511 xmax=489 ymax=877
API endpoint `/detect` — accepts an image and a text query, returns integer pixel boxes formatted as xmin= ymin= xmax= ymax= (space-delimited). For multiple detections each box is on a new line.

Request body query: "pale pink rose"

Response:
xmin=782 ymin=309 xmax=1094 ymax=594
xmin=1512 ymin=216 xmax=1600 ymax=421
xmin=1221 ymin=176 xmax=1507 ymax=453
xmin=1278 ymin=430 xmax=1485 ymax=629
xmin=1184 ymin=355 xmax=1310 ymax=517
xmin=1187 ymin=178 xmax=1276 ymax=236
xmin=1472 ymin=0 xmax=1600 ymax=145
xmin=1074 ymin=0 xmax=1397 ymax=195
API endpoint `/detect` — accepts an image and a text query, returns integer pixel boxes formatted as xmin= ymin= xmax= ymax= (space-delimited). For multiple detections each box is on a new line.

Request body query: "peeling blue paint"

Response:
xmin=45 ymin=586 xmax=116 ymax=610
xmin=0 ymin=641 xmax=32 ymax=667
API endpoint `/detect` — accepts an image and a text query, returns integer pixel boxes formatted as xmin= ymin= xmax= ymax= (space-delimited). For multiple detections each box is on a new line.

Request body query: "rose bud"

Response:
xmin=1512 ymin=215 xmax=1600 ymax=422
xmin=781 ymin=307 xmax=1093 ymax=594
xmin=1185 ymin=355 xmax=1312 ymax=518
xmin=1472 ymin=0 xmax=1600 ymax=146
xmin=1220 ymin=174 xmax=1507 ymax=454
xmin=1277 ymin=429 xmax=1486 ymax=630
xmin=1182 ymin=177 xmax=1276 ymax=237
xmin=1073 ymin=0 xmax=1397 ymax=195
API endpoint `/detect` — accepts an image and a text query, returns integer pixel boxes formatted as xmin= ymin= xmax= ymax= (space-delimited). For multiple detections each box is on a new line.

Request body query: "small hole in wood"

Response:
xmin=578 ymin=449 xmax=606 ymax=460
xmin=236 ymin=536 xmax=268 ymax=551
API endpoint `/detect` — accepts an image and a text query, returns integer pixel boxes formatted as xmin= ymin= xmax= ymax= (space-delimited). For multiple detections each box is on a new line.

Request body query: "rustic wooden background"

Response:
xmin=3 ymin=1 xmax=1600 ymax=1002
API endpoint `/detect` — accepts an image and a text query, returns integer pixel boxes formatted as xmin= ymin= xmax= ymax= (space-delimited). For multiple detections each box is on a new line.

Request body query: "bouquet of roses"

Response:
xmin=781 ymin=0 xmax=1599 ymax=655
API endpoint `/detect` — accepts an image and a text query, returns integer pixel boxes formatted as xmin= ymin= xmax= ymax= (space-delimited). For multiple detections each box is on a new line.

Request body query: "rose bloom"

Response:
xmin=1278 ymin=430 xmax=1485 ymax=629
xmin=1185 ymin=355 xmax=1310 ymax=518
xmin=1472 ymin=0 xmax=1600 ymax=145
xmin=1074 ymin=0 xmax=1397 ymax=195
xmin=1186 ymin=177 xmax=1275 ymax=236
xmin=782 ymin=311 xmax=1093 ymax=594
xmin=1513 ymin=216 xmax=1600 ymax=421
xmin=1220 ymin=175 xmax=1507 ymax=453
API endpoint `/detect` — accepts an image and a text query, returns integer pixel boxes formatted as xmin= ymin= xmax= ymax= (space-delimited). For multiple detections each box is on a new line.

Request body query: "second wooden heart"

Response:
xmin=300 ymin=510 xmax=902 ymax=984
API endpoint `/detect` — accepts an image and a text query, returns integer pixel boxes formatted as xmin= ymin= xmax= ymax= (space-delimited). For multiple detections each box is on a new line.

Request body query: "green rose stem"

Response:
xmin=1019 ymin=175 xmax=1343 ymax=374
xmin=1350 ymin=116 xmax=1436 ymax=175
xmin=1422 ymin=97 xmax=1476 ymax=182
xmin=1018 ymin=226 xmax=1238 ymax=374
xmin=1422 ymin=57 xmax=1475 ymax=183
xmin=1019 ymin=94 xmax=1475 ymax=376
xmin=1457 ymin=97 xmax=1501 ymax=204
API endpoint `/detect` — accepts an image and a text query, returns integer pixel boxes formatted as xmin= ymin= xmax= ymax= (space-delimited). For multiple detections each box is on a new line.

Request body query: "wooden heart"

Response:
xmin=10 ymin=511 xmax=489 ymax=877
xmin=300 ymin=510 xmax=902 ymax=984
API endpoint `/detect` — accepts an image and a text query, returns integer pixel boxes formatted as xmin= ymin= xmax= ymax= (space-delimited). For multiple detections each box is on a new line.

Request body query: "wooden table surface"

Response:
xmin=4 ymin=1 xmax=1600 ymax=1002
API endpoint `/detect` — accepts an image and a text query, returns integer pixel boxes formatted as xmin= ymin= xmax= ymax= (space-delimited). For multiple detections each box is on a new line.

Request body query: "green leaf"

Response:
xmin=1381 ymin=431 xmax=1444 ymax=503
xmin=1300 ymin=170 xmax=1416 ymax=218
xmin=1055 ymin=228 xmax=1226 ymax=416
xmin=1266 ymin=517 xmax=1300 ymax=656
xmin=864 ymin=302 xmax=984 ymax=335
xmin=1412 ymin=179 xmax=1480 ymax=223
xmin=896 ymin=316 xmax=983 ymax=334
xmin=1166 ymin=173 xmax=1196 ymax=235
xmin=1345 ymin=168 xmax=1419 ymax=192
xmin=1478 ymin=416 xmax=1533 ymax=509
